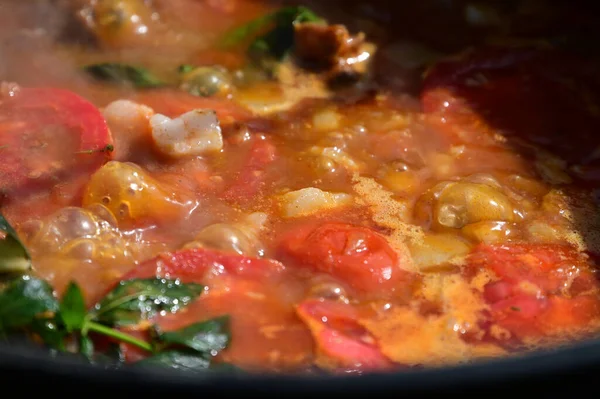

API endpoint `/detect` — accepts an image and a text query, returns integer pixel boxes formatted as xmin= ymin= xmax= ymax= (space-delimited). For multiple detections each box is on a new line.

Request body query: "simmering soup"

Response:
xmin=1 ymin=0 xmax=600 ymax=374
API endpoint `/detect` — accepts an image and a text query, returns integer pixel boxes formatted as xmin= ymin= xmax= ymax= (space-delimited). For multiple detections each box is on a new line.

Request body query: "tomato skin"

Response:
xmin=0 ymin=87 xmax=113 ymax=193
xmin=296 ymin=299 xmax=393 ymax=372
xmin=278 ymin=222 xmax=411 ymax=293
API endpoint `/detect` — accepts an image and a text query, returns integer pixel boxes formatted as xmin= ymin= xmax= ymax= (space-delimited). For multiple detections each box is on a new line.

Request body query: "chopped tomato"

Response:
xmin=421 ymin=46 xmax=600 ymax=163
xmin=467 ymin=243 xmax=600 ymax=341
xmin=121 ymin=247 xmax=286 ymax=285
xmin=490 ymin=294 xmax=549 ymax=321
xmin=487 ymin=294 xmax=600 ymax=340
xmin=541 ymin=296 xmax=600 ymax=330
xmin=469 ymin=244 xmax=597 ymax=294
xmin=296 ymin=299 xmax=393 ymax=372
xmin=278 ymin=222 xmax=412 ymax=294
xmin=220 ymin=136 xmax=278 ymax=203
xmin=0 ymin=87 xmax=113 ymax=194
xmin=483 ymin=280 xmax=514 ymax=303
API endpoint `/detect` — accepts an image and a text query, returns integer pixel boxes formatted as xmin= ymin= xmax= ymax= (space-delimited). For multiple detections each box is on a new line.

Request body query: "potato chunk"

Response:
xmin=278 ymin=187 xmax=353 ymax=218
xmin=408 ymin=233 xmax=472 ymax=270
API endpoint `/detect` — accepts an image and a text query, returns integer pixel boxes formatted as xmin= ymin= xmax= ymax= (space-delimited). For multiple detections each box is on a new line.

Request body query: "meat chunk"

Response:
xmin=294 ymin=22 xmax=376 ymax=83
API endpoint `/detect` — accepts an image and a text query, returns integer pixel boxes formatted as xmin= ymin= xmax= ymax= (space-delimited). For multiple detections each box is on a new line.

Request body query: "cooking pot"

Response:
xmin=2 ymin=1 xmax=600 ymax=395
xmin=1 ymin=336 xmax=599 ymax=396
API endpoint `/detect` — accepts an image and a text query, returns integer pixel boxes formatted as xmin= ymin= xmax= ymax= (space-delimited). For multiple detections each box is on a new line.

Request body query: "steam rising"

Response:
xmin=0 ymin=1 xmax=100 ymax=96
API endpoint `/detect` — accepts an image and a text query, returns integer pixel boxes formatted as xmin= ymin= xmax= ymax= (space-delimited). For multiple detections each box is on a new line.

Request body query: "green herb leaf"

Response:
xmin=0 ymin=213 xmax=31 ymax=273
xmin=178 ymin=64 xmax=195 ymax=74
xmin=248 ymin=6 xmax=323 ymax=61
xmin=80 ymin=334 xmax=94 ymax=359
xmin=135 ymin=350 xmax=210 ymax=371
xmin=83 ymin=63 xmax=164 ymax=88
xmin=75 ymin=144 xmax=115 ymax=155
xmin=60 ymin=281 xmax=86 ymax=333
xmin=0 ymin=275 xmax=58 ymax=331
xmin=92 ymin=278 xmax=204 ymax=327
xmin=85 ymin=320 xmax=153 ymax=352
xmin=155 ymin=316 xmax=230 ymax=353
xmin=220 ymin=13 xmax=277 ymax=47
xmin=222 ymin=6 xmax=323 ymax=60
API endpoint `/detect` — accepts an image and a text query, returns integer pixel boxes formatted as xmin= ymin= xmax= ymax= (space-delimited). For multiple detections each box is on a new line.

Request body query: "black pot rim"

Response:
xmin=2 ymin=335 xmax=600 ymax=394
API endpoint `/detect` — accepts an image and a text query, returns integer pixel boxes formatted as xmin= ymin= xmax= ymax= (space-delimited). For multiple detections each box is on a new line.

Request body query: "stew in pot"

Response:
xmin=1 ymin=0 xmax=600 ymax=374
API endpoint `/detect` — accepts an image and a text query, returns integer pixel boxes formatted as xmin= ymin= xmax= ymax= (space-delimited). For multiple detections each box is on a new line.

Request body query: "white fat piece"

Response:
xmin=150 ymin=109 xmax=223 ymax=158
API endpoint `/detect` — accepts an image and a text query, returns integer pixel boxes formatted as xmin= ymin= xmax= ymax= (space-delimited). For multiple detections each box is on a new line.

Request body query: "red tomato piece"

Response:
xmin=487 ymin=296 xmax=549 ymax=340
xmin=489 ymin=295 xmax=600 ymax=341
xmin=315 ymin=328 xmax=393 ymax=372
xmin=220 ymin=136 xmax=277 ymax=202
xmin=469 ymin=244 xmax=596 ymax=294
xmin=296 ymin=299 xmax=393 ymax=372
xmin=421 ymin=46 xmax=600 ymax=163
xmin=0 ymin=87 xmax=113 ymax=194
xmin=483 ymin=280 xmax=514 ymax=304
xmin=297 ymin=299 xmax=365 ymax=334
xmin=541 ymin=296 xmax=600 ymax=330
xmin=278 ymin=222 xmax=411 ymax=293
xmin=490 ymin=294 xmax=549 ymax=320
xmin=121 ymin=247 xmax=285 ymax=284
xmin=467 ymin=243 xmax=600 ymax=341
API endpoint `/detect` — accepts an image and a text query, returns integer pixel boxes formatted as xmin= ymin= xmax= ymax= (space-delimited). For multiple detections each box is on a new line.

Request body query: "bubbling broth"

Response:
xmin=1 ymin=0 xmax=600 ymax=373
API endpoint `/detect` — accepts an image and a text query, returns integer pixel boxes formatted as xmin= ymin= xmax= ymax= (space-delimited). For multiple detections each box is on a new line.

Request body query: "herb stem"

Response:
xmin=85 ymin=321 xmax=153 ymax=353
xmin=74 ymin=144 xmax=114 ymax=155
